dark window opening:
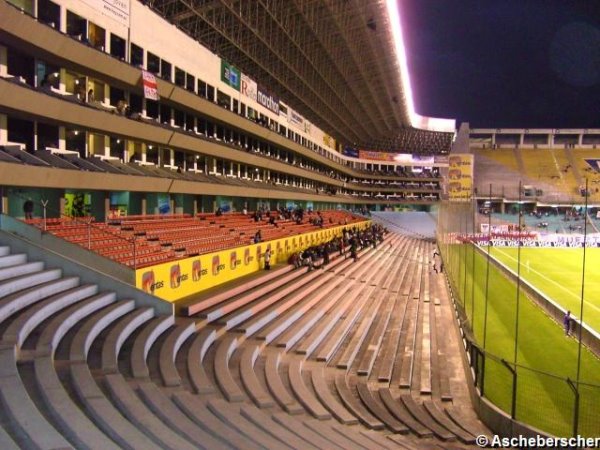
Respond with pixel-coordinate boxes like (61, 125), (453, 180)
(66, 10), (87, 40)
(174, 67), (185, 87)
(110, 34), (126, 60)
(131, 43), (144, 67)
(38, 0), (60, 29)
(147, 52), (160, 75)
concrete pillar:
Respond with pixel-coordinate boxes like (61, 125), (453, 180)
(0, 45), (7, 78)
(59, 68), (66, 93)
(60, 7), (67, 33)
(0, 114), (7, 145)
(578, 133), (583, 146)
(58, 127), (66, 151)
(59, 196), (66, 217)
(141, 195), (147, 215)
(104, 193), (110, 220)
(0, 189), (8, 215)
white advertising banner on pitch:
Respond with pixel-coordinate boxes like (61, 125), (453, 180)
(81, 0), (131, 27)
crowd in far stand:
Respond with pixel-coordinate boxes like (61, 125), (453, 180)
(288, 223), (387, 270)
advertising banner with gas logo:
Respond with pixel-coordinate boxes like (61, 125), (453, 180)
(135, 222), (370, 302)
(448, 154), (474, 202)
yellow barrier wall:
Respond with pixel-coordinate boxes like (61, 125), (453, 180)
(135, 221), (371, 302)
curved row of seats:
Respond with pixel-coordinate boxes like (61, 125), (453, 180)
(0, 230), (488, 449)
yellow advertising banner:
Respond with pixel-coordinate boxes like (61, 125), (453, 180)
(448, 154), (473, 202)
(135, 221), (371, 302)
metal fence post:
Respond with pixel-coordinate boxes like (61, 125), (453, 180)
(566, 378), (579, 437)
(501, 359), (517, 419)
(41, 199), (48, 231)
(87, 219), (92, 250)
(133, 236), (137, 270)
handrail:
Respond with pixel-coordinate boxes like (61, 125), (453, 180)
(11, 191), (140, 269)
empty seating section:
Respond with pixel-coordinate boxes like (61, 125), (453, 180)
(0, 213), (487, 449)
(24, 210), (365, 268)
(474, 146), (600, 201)
(475, 148), (519, 172)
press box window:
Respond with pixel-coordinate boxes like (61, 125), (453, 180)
(110, 34), (126, 60)
(130, 44), (144, 67)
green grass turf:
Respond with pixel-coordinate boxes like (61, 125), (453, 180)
(489, 247), (600, 333)
(443, 244), (600, 437)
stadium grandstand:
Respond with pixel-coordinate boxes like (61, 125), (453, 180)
(0, 0), (598, 448)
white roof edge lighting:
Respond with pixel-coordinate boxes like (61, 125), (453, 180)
(385, 0), (456, 133)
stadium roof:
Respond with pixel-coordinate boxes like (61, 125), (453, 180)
(146, 0), (455, 152)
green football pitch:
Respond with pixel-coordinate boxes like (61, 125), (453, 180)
(489, 247), (600, 334)
(446, 244), (600, 437)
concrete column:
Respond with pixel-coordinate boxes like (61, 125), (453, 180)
(0, 45), (7, 77)
(59, 7), (67, 33)
(59, 196), (66, 217)
(141, 195), (147, 215)
(59, 68), (66, 93)
(0, 189), (8, 215)
(58, 127), (66, 151)
(578, 133), (583, 146)
(0, 114), (7, 145)
(104, 194), (110, 220)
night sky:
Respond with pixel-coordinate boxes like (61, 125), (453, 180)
(401, 0), (600, 128)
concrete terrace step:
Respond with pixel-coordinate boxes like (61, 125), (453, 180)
(172, 391), (263, 450)
(101, 307), (155, 374)
(130, 315), (175, 379)
(336, 288), (387, 370)
(0, 253), (27, 268)
(200, 267), (306, 322)
(35, 292), (117, 358)
(136, 381), (231, 449)
(0, 268), (64, 298)
(218, 267), (325, 331)
(313, 284), (375, 363)
(240, 343), (274, 408)
(33, 356), (121, 450)
(239, 404), (320, 450)
(207, 398), (295, 450)
(288, 358), (331, 420)
(181, 264), (294, 316)
(214, 334), (245, 402)
(356, 381), (409, 434)
(3, 284), (100, 349)
(159, 320), (196, 386)
(235, 269), (337, 338)
(103, 373), (198, 450)
(310, 366), (358, 424)
(264, 351), (303, 414)
(69, 363), (161, 450)
(69, 300), (136, 362)
(334, 374), (383, 430)
(379, 388), (433, 438)
(187, 327), (217, 394)
(271, 412), (346, 450)
(0, 261), (44, 281)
